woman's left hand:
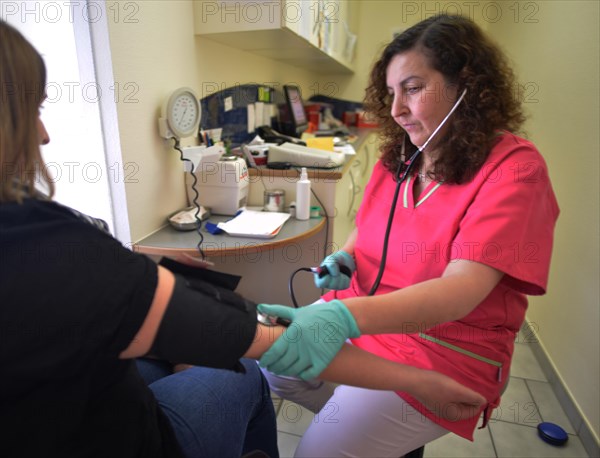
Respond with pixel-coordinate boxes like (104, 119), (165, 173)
(411, 370), (487, 422)
(258, 300), (361, 380)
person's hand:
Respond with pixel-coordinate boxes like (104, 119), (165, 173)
(412, 370), (487, 422)
(314, 251), (355, 290)
(258, 300), (360, 380)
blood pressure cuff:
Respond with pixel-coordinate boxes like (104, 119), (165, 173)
(158, 257), (242, 291)
(149, 273), (257, 372)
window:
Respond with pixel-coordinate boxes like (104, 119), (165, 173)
(3, 1), (130, 241)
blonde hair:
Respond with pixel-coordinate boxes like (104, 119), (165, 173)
(0, 20), (53, 202)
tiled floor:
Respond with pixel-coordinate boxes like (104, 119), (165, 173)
(272, 339), (591, 457)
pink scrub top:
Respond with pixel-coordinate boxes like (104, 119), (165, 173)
(323, 132), (559, 440)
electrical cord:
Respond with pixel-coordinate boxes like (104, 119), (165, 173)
(287, 180), (331, 308)
(173, 138), (206, 260)
(286, 148), (421, 303)
(289, 267), (314, 308)
(286, 158), (416, 305)
(309, 185), (330, 261)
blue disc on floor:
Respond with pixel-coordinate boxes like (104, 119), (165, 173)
(537, 422), (569, 446)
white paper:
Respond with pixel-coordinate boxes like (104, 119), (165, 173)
(247, 104), (255, 133)
(217, 210), (291, 238)
(224, 96), (233, 112)
(334, 144), (356, 156)
(254, 102), (265, 128)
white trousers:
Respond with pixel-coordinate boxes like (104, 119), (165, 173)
(263, 370), (450, 457)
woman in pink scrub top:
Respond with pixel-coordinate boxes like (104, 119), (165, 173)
(257, 14), (559, 457)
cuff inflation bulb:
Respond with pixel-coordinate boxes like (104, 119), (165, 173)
(311, 265), (353, 278)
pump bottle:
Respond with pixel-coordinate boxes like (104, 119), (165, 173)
(295, 167), (311, 220)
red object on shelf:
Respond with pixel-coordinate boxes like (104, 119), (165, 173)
(342, 111), (358, 126)
(356, 111), (378, 128)
(305, 121), (318, 133)
(309, 111), (321, 126)
(305, 104), (322, 115)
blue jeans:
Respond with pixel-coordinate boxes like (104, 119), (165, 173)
(136, 358), (279, 458)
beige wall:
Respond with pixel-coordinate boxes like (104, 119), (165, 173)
(487, 1), (599, 441)
(193, 36), (321, 103)
(331, 0), (492, 101)
(107, 2), (197, 242)
(108, 0), (599, 441)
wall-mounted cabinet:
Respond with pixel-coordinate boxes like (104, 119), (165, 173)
(193, 0), (356, 74)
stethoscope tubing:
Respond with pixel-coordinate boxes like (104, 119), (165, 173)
(366, 88), (467, 296)
(367, 148), (421, 296)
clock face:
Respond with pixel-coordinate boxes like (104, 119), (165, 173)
(167, 88), (200, 139)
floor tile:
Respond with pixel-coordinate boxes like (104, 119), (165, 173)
(510, 343), (548, 381)
(489, 420), (589, 457)
(526, 380), (578, 435)
(425, 426), (496, 457)
(271, 341), (594, 458)
(276, 400), (315, 436)
(491, 377), (542, 427)
(277, 432), (302, 458)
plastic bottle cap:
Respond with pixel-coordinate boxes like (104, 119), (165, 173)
(300, 167), (308, 180)
(537, 422), (569, 446)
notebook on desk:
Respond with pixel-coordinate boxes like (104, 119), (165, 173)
(216, 210), (291, 238)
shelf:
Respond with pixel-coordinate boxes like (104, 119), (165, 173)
(134, 215), (325, 258)
(197, 28), (353, 74)
(193, 0), (355, 75)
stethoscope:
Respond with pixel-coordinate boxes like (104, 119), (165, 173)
(368, 88), (467, 296)
(287, 89), (467, 307)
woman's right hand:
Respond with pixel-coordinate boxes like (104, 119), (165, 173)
(412, 370), (487, 422)
(314, 251), (356, 290)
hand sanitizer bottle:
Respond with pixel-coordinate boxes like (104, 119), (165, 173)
(295, 167), (311, 220)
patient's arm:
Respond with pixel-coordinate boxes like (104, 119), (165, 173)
(245, 325), (486, 422)
(120, 266), (484, 421)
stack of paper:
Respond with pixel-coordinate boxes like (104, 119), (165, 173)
(217, 210), (291, 239)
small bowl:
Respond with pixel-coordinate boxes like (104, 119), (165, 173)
(168, 206), (210, 231)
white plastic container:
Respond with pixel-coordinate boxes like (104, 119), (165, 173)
(295, 167), (311, 220)
(185, 156), (249, 215)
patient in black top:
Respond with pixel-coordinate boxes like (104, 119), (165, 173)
(0, 20), (277, 458)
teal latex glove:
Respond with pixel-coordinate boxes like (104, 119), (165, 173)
(258, 300), (361, 380)
(314, 251), (356, 290)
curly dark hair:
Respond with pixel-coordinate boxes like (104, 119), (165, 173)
(364, 14), (526, 184)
